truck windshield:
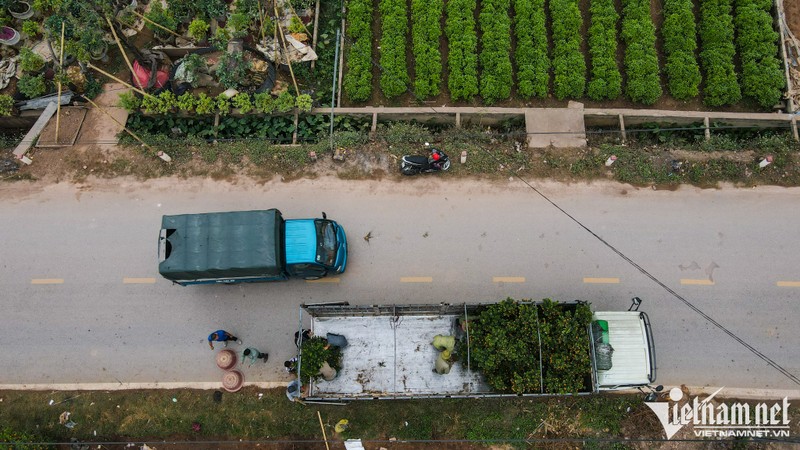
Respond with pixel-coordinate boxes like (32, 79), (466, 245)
(315, 220), (338, 267)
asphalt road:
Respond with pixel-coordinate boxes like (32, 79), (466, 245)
(0, 176), (798, 391)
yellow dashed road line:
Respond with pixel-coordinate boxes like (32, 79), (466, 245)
(123, 277), (156, 284)
(776, 281), (800, 287)
(492, 277), (525, 283)
(583, 277), (620, 284)
(31, 278), (64, 285)
(306, 278), (341, 283)
(680, 279), (715, 286)
(400, 277), (433, 283)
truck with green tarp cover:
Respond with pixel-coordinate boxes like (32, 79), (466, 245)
(158, 209), (347, 286)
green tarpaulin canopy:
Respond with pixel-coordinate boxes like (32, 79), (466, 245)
(159, 209), (284, 282)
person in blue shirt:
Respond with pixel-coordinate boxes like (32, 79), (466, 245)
(208, 330), (241, 350)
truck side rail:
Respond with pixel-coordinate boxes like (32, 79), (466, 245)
(641, 311), (657, 383)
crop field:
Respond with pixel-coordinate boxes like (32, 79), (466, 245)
(341, 0), (786, 109)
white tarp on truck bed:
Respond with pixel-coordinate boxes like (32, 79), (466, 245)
(310, 315), (488, 398)
(593, 311), (653, 389)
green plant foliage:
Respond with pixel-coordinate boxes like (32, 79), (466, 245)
(212, 26), (230, 51)
(227, 12), (250, 38)
(445, 0), (479, 101)
(295, 93), (313, 112)
(215, 51), (251, 90)
(232, 93), (254, 114)
(343, 0), (373, 102)
(118, 92), (141, 112)
(662, 0), (701, 100)
(84, 76), (103, 99)
(0, 427), (46, 449)
(17, 74), (46, 99)
(735, 0), (785, 108)
(188, 18), (209, 42)
(195, 92), (215, 114)
(379, 0), (410, 98)
(469, 299), (543, 394)
(196, 0), (227, 20)
(176, 92), (196, 112)
(550, 0), (586, 99)
(538, 299), (593, 394)
(254, 92), (276, 113)
(21, 19), (39, 37)
(699, 0), (741, 106)
(179, 53), (207, 88)
(378, 121), (433, 146)
(275, 91), (295, 113)
(300, 337), (342, 381)
(621, 0), (662, 104)
(586, 0), (622, 100)
(288, 15), (305, 34)
(479, 0), (513, 104)
(158, 91), (177, 114)
(0, 94), (14, 116)
(145, 1), (177, 39)
(514, 0), (549, 99)
(216, 94), (231, 116)
(470, 298), (593, 395)
(411, 0), (443, 99)
(18, 47), (45, 73)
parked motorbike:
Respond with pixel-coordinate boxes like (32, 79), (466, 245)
(400, 144), (451, 175)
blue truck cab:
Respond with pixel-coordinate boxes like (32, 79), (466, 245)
(158, 209), (347, 286)
(284, 217), (348, 279)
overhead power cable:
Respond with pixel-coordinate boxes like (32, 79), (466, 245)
(477, 146), (800, 386)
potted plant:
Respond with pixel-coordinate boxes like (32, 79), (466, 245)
(17, 73), (47, 99)
(80, 29), (109, 61)
(18, 47), (45, 73)
(0, 93), (15, 116)
(187, 18), (209, 43)
(0, 25), (19, 45)
(226, 12), (249, 39)
(21, 19), (38, 38)
(8, 0), (33, 19)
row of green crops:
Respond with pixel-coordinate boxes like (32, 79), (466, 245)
(621, 0), (662, 104)
(514, 0), (549, 99)
(661, 0), (702, 100)
(126, 114), (371, 143)
(479, 0), (513, 104)
(445, 0), (479, 101)
(412, 0), (444, 99)
(550, 0), (585, 99)
(586, 0), (621, 100)
(343, 0), (373, 102)
(735, 0), (785, 107)
(379, 0), (410, 98)
(699, 0), (741, 106)
(342, 0), (786, 109)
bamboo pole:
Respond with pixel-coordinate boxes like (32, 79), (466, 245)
(316, 411), (330, 450)
(106, 16), (136, 82)
(274, 4), (300, 96)
(128, 9), (182, 39)
(257, 0), (269, 43)
(81, 96), (168, 161)
(310, 0), (320, 71)
(55, 22), (65, 144)
(86, 62), (156, 99)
